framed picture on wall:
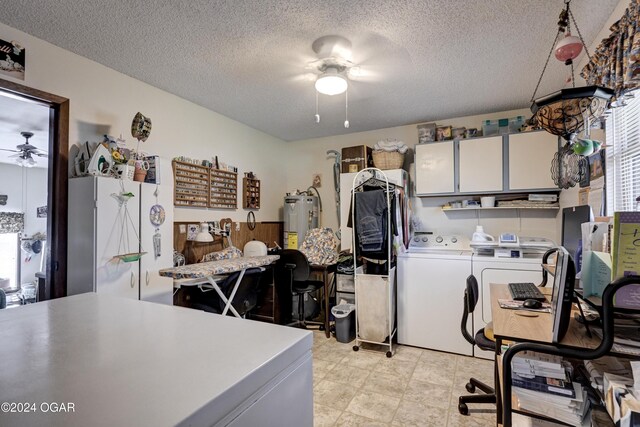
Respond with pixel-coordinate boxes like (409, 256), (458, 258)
(0, 38), (25, 80)
(589, 151), (605, 181)
(36, 206), (47, 218)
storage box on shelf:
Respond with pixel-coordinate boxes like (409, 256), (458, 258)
(341, 145), (373, 173)
(209, 169), (238, 209)
(172, 160), (209, 208)
(242, 177), (260, 209)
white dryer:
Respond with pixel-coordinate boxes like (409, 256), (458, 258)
(397, 233), (473, 356)
(471, 254), (544, 359)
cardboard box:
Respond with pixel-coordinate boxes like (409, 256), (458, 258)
(341, 145), (373, 173)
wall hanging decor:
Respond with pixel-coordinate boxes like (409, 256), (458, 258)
(0, 38), (25, 80)
(36, 206), (47, 218)
(111, 185), (146, 263)
(149, 186), (165, 259)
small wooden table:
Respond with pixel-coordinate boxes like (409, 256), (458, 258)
(310, 263), (337, 338)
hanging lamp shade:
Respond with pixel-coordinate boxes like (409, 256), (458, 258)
(531, 86), (613, 141)
(554, 32), (583, 63)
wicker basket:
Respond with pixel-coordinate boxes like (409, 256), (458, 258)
(372, 151), (404, 170)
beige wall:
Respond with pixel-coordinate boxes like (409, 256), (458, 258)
(286, 108), (568, 243)
(0, 22), (288, 223)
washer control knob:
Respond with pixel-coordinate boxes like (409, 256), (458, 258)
(436, 236), (443, 243)
(451, 237), (458, 243)
(421, 237), (428, 242)
(414, 237), (419, 242)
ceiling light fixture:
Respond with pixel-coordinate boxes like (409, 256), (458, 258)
(315, 67), (348, 96)
(530, 0), (613, 143)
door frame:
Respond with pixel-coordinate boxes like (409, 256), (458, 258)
(0, 78), (69, 300)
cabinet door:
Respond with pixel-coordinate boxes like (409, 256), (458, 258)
(508, 131), (558, 190)
(139, 182), (174, 305)
(458, 136), (503, 193)
(95, 177), (140, 299)
(415, 142), (455, 195)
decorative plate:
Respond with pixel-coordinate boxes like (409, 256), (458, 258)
(150, 204), (166, 226)
(131, 112), (152, 142)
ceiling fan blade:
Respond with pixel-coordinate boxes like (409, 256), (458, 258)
(0, 148), (20, 153)
(33, 152), (48, 157)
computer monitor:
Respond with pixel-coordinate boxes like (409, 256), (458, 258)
(551, 246), (576, 343)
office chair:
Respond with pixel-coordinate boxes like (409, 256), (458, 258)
(191, 267), (264, 317)
(275, 249), (324, 329)
(539, 248), (559, 287)
(0, 289), (6, 309)
(458, 274), (496, 415)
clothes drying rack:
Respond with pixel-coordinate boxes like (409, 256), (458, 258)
(350, 167), (396, 358)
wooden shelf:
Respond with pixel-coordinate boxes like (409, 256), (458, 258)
(172, 161), (238, 209)
(209, 169), (237, 209)
(242, 177), (260, 209)
(443, 206), (559, 212)
(173, 160), (209, 208)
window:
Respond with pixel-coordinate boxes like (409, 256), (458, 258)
(605, 91), (640, 213)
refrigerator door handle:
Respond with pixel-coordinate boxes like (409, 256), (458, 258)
(130, 272), (135, 288)
(145, 270), (150, 286)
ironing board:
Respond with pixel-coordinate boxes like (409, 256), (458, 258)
(159, 255), (279, 317)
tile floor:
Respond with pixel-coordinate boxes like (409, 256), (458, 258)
(312, 331), (496, 427)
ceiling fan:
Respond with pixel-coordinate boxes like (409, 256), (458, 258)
(0, 131), (48, 167)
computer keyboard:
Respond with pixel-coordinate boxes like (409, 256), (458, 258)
(508, 282), (546, 301)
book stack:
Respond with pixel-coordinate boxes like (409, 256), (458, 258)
(512, 352), (590, 426)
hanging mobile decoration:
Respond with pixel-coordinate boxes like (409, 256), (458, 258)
(111, 183), (146, 262)
(149, 186), (165, 259)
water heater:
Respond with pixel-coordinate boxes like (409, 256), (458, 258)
(284, 195), (319, 249)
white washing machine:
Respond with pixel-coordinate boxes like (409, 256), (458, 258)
(471, 253), (544, 359)
(397, 232), (474, 356)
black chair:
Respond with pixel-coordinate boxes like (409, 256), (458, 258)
(539, 248), (559, 287)
(275, 249), (324, 328)
(458, 274), (497, 415)
(191, 267), (264, 317)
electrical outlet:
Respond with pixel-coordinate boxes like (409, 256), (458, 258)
(235, 222), (240, 232)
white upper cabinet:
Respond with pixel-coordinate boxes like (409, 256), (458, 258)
(508, 131), (558, 191)
(458, 136), (503, 193)
(415, 142), (455, 195)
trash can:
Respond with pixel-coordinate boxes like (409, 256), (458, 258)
(331, 303), (356, 343)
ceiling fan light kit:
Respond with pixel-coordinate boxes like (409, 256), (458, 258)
(315, 68), (348, 96)
(309, 35), (357, 129)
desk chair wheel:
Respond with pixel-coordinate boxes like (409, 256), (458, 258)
(319, 324), (325, 331)
(385, 351), (393, 358)
(458, 403), (469, 415)
(352, 345), (359, 351)
(465, 382), (475, 393)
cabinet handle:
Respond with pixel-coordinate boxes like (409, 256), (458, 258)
(130, 272), (135, 288)
(146, 271), (150, 286)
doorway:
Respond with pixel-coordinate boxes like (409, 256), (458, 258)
(0, 78), (68, 302)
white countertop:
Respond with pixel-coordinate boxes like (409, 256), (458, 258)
(0, 294), (311, 426)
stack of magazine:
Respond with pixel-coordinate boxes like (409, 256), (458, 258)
(512, 352), (590, 426)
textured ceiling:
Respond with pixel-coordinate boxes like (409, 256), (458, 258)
(0, 94), (49, 168)
(0, 0), (620, 141)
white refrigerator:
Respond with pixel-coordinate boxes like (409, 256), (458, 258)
(68, 176), (174, 304)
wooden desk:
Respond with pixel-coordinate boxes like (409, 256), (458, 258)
(491, 283), (601, 426)
(491, 284), (599, 348)
(310, 263), (337, 338)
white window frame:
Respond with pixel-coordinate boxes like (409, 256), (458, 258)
(605, 91), (640, 214)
